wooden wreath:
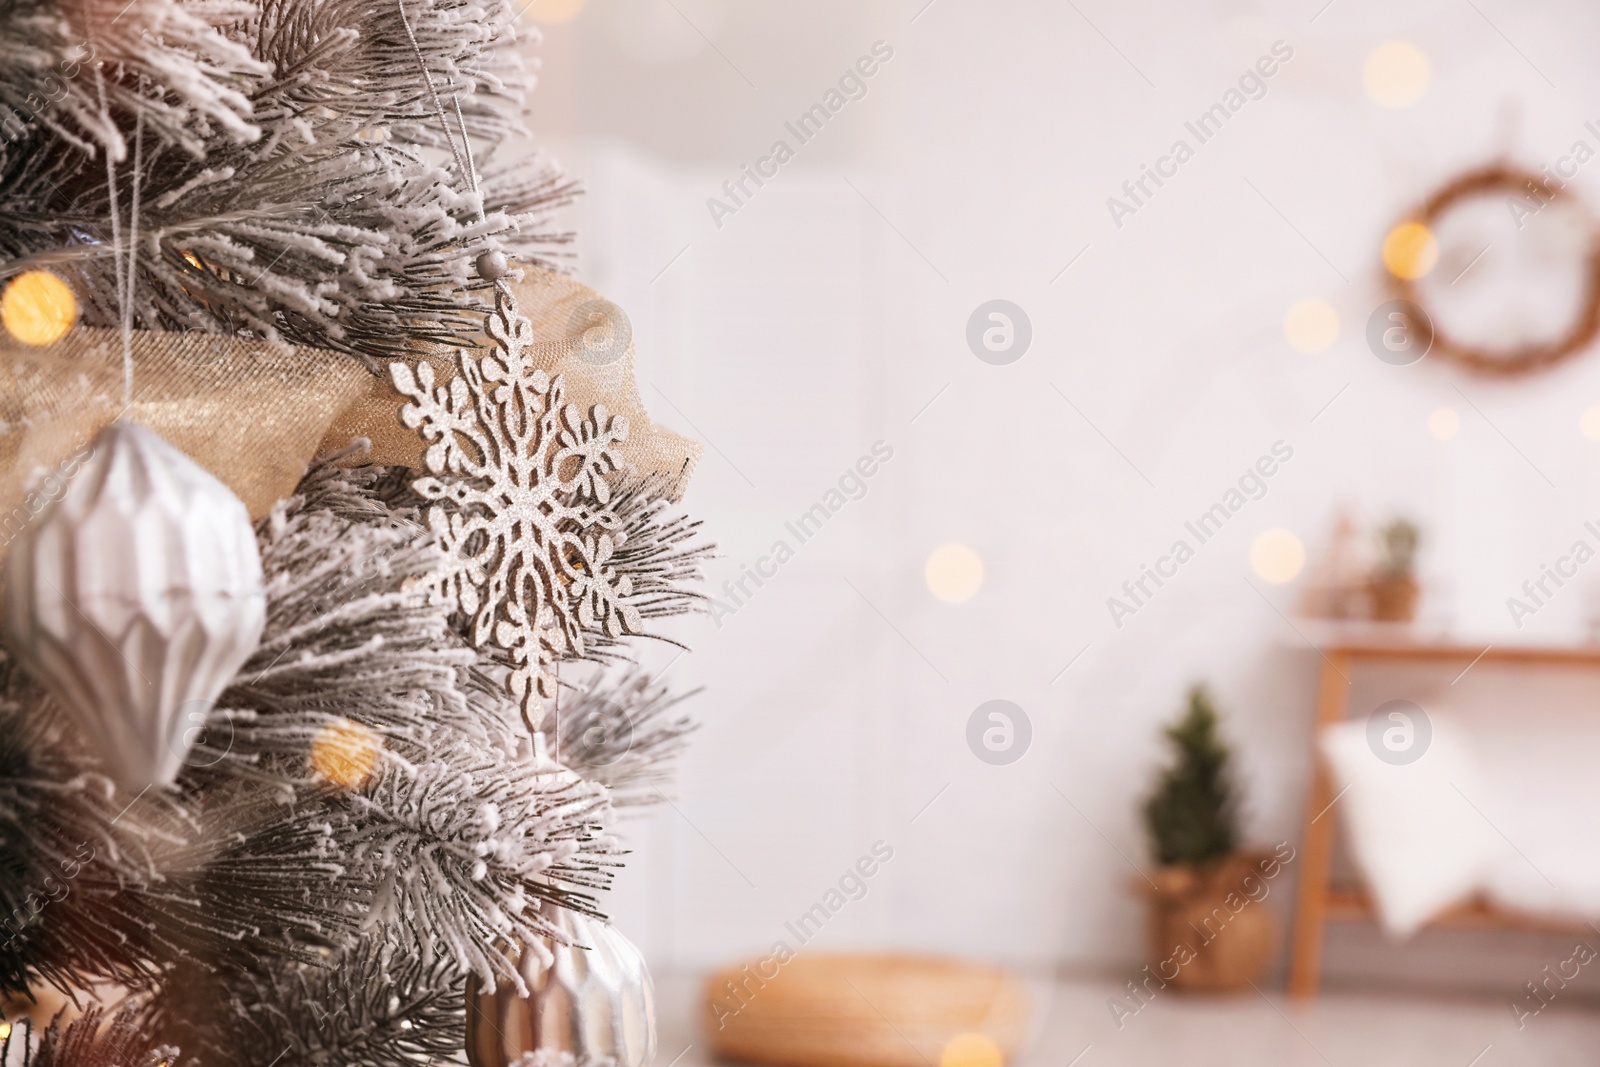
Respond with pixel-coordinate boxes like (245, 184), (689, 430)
(1390, 163), (1600, 376)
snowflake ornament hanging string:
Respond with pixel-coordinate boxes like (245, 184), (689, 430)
(389, 284), (642, 728)
(387, 1), (640, 729)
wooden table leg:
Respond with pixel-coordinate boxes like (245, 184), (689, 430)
(1288, 652), (1350, 999)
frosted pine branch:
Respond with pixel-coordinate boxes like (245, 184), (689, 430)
(0, 0), (262, 160)
(0, 0), (575, 363)
(1, 1006), (179, 1067)
(541, 668), (697, 810)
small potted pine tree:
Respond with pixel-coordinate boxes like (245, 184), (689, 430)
(1368, 518), (1421, 622)
(1139, 687), (1277, 991)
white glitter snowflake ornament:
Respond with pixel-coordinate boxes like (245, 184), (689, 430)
(390, 285), (641, 727)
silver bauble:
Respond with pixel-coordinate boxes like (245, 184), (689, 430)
(467, 907), (657, 1067)
(4, 421), (266, 792)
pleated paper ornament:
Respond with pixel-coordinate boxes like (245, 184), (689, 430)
(466, 905), (656, 1067)
(3, 421), (266, 792)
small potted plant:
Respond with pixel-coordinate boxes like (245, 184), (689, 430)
(1368, 518), (1421, 622)
(1139, 687), (1276, 992)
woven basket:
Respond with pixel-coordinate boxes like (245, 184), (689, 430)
(703, 954), (1030, 1067)
(1140, 852), (1277, 991)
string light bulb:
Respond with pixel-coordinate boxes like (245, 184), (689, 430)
(939, 1033), (1002, 1067)
(925, 543), (984, 603)
(1, 270), (77, 346)
(1283, 298), (1339, 353)
(311, 718), (383, 789)
(1250, 528), (1306, 584)
(1364, 41), (1431, 108)
(1382, 222), (1438, 280)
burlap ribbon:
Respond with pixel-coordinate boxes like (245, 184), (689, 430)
(0, 270), (701, 557)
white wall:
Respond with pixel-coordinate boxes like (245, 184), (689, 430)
(525, 0), (1600, 979)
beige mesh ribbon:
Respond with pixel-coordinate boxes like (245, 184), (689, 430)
(0, 328), (370, 526)
(319, 270), (703, 497)
(0, 269), (700, 561)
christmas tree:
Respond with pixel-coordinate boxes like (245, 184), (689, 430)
(0, 0), (710, 1063)
(1142, 687), (1240, 868)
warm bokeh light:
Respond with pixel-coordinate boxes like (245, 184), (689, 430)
(1364, 41), (1431, 108)
(1283, 298), (1339, 353)
(1582, 405), (1600, 441)
(311, 718), (383, 789)
(925, 543), (984, 603)
(1428, 407), (1460, 440)
(1251, 528), (1305, 584)
(939, 1032), (1003, 1067)
(523, 0), (587, 23)
(1, 270), (77, 346)
(0, 1021), (10, 1040)
(1382, 222), (1438, 281)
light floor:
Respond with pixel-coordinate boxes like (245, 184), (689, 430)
(655, 975), (1600, 1067)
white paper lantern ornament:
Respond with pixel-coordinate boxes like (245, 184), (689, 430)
(466, 904), (657, 1067)
(3, 421), (266, 792)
